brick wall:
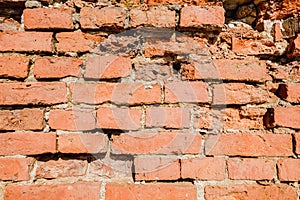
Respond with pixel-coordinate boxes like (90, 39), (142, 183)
(0, 0), (299, 199)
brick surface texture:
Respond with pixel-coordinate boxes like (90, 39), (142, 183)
(0, 0), (299, 199)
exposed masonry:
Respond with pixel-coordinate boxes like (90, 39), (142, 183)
(0, 0), (299, 199)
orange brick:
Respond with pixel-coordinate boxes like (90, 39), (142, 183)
(84, 56), (131, 79)
(146, 107), (190, 128)
(205, 133), (293, 156)
(266, 107), (300, 129)
(205, 184), (297, 200)
(111, 132), (202, 155)
(278, 159), (300, 181)
(34, 57), (82, 79)
(228, 158), (275, 180)
(0, 31), (53, 52)
(181, 157), (226, 180)
(5, 182), (101, 200)
(58, 133), (108, 154)
(0, 56), (29, 78)
(0, 82), (67, 105)
(0, 108), (44, 130)
(24, 8), (74, 30)
(36, 159), (87, 179)
(0, 158), (33, 181)
(277, 83), (300, 103)
(49, 109), (96, 131)
(97, 107), (142, 130)
(134, 157), (180, 181)
(106, 183), (196, 200)
(295, 133), (300, 155)
(71, 83), (161, 105)
(165, 81), (208, 103)
(0, 132), (56, 155)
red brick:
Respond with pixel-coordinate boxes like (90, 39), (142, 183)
(106, 183), (196, 200)
(56, 31), (104, 52)
(58, 133), (108, 154)
(71, 83), (161, 105)
(34, 57), (82, 79)
(111, 132), (202, 155)
(146, 107), (190, 128)
(5, 182), (101, 200)
(146, 0), (210, 6)
(0, 56), (29, 78)
(84, 56), (131, 79)
(0, 31), (53, 52)
(130, 7), (176, 28)
(0, 158), (33, 181)
(232, 37), (279, 55)
(97, 107), (142, 130)
(0, 108), (44, 131)
(49, 109), (96, 131)
(0, 82), (67, 105)
(165, 81), (208, 103)
(80, 7), (126, 29)
(182, 59), (271, 82)
(24, 8), (74, 30)
(274, 22), (283, 41)
(213, 83), (270, 105)
(205, 184), (297, 200)
(277, 83), (300, 103)
(145, 37), (208, 58)
(0, 132), (56, 155)
(180, 6), (225, 28)
(228, 158), (275, 180)
(36, 159), (87, 179)
(205, 133), (293, 156)
(269, 107), (300, 129)
(295, 133), (300, 154)
(181, 157), (226, 180)
(134, 157), (180, 181)
(278, 159), (300, 181)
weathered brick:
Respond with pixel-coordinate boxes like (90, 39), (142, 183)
(146, 107), (190, 129)
(290, 33), (300, 57)
(5, 182), (101, 200)
(277, 83), (300, 103)
(130, 7), (176, 28)
(0, 132), (56, 155)
(181, 157), (226, 180)
(278, 159), (300, 181)
(180, 6), (225, 28)
(71, 83), (161, 105)
(205, 184), (297, 200)
(205, 133), (293, 156)
(146, 0), (211, 6)
(0, 158), (33, 181)
(97, 108), (142, 130)
(0, 56), (29, 78)
(134, 157), (180, 181)
(23, 8), (74, 30)
(228, 158), (275, 180)
(56, 31), (104, 52)
(135, 62), (172, 81)
(80, 7), (126, 29)
(84, 56), (131, 79)
(0, 31), (53, 52)
(232, 37), (280, 55)
(36, 159), (87, 179)
(182, 59), (271, 82)
(213, 83), (270, 105)
(165, 81), (208, 103)
(295, 133), (300, 155)
(0, 82), (67, 105)
(34, 57), (82, 79)
(106, 183), (196, 200)
(111, 132), (202, 155)
(265, 107), (300, 129)
(49, 109), (96, 131)
(0, 108), (44, 130)
(58, 133), (108, 154)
